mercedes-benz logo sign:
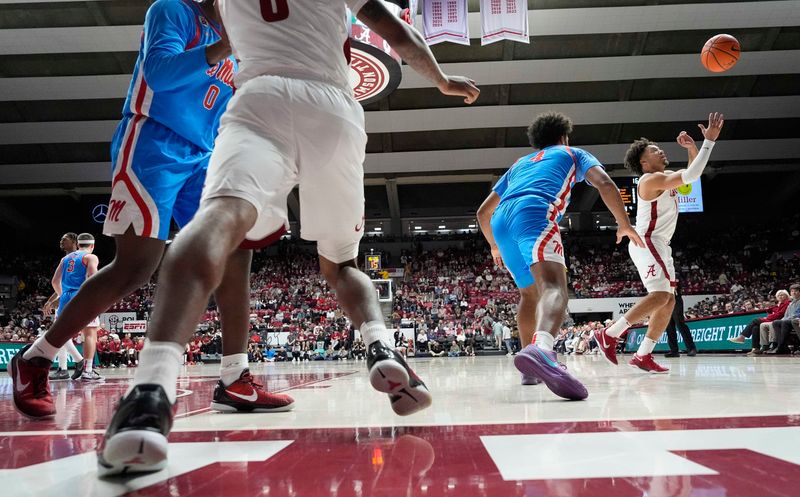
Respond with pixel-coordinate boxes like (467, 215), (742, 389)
(92, 204), (108, 224)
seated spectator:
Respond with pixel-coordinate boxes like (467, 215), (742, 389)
(352, 338), (366, 360)
(766, 284), (800, 354)
(121, 333), (136, 367)
(429, 340), (445, 357)
(729, 290), (791, 355)
(448, 341), (461, 357)
(416, 330), (428, 352)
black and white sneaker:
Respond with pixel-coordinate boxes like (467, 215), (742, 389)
(71, 359), (86, 380)
(97, 384), (174, 477)
(367, 341), (432, 416)
(49, 369), (70, 381)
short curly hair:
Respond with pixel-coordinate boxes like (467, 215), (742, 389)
(624, 138), (654, 176)
(526, 112), (573, 149)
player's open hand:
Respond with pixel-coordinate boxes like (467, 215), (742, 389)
(617, 224), (645, 248)
(676, 131), (695, 150)
(698, 112), (724, 142)
(438, 75), (480, 104)
(491, 246), (505, 270)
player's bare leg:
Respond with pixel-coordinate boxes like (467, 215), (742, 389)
(513, 261), (587, 400)
(517, 285), (538, 347)
(146, 197), (256, 347)
(595, 291), (675, 366)
(531, 261), (569, 336)
(98, 197), (256, 476)
(211, 248), (294, 412)
(79, 326), (103, 381)
(517, 285), (541, 385)
(320, 257), (431, 415)
(628, 293), (675, 373)
(319, 258), (384, 329)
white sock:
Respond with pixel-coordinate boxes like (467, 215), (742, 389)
(534, 331), (555, 351)
(126, 341), (184, 404)
(56, 347), (69, 371)
(64, 339), (83, 362)
(23, 336), (60, 362)
(606, 317), (631, 338)
(637, 337), (657, 356)
(220, 353), (249, 386)
(360, 321), (393, 348)
(84, 360), (92, 374)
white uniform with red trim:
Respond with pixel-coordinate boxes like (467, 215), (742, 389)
(628, 184), (679, 293)
(204, 0), (370, 262)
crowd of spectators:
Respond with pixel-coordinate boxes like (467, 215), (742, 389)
(2, 216), (798, 361)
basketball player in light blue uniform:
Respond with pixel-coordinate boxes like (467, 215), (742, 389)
(478, 112), (643, 400)
(17, 0), (292, 419)
(52, 233), (102, 381)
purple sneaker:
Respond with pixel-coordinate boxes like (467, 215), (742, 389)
(521, 361), (567, 386)
(514, 345), (588, 400)
(521, 374), (541, 385)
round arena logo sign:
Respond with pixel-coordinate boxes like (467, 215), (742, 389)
(349, 25), (402, 105)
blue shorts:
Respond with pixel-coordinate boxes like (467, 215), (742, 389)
(56, 289), (78, 316)
(103, 116), (210, 240)
(491, 198), (566, 289)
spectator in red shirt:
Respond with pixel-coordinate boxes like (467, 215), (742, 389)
(106, 335), (122, 367)
(121, 334), (135, 366)
(97, 336), (110, 368)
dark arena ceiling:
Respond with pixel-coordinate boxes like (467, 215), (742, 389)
(0, 0), (799, 235)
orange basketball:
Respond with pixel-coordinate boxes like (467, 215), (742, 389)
(701, 34), (741, 73)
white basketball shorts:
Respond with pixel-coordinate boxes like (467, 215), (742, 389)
(203, 75), (367, 263)
(628, 236), (677, 294)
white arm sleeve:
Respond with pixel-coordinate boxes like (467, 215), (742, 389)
(680, 139), (716, 184)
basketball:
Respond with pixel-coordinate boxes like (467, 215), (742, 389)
(701, 34), (741, 72)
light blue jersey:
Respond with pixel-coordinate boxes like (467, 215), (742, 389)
(491, 145), (603, 288)
(493, 145), (602, 221)
(104, 0), (236, 240)
(60, 250), (89, 293)
(57, 250), (92, 315)
(121, 0), (235, 151)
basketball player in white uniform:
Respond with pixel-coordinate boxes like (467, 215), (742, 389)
(593, 112), (724, 373)
(97, 0), (479, 476)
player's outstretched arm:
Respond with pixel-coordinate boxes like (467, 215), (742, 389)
(355, 0), (479, 103)
(585, 167), (645, 248)
(640, 112), (724, 195)
(477, 192), (504, 268)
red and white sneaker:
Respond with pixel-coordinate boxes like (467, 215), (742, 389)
(629, 353), (670, 374)
(592, 327), (619, 365)
(10, 344), (56, 418)
(211, 369), (295, 413)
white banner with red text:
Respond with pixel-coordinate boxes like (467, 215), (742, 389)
(479, 0), (529, 45)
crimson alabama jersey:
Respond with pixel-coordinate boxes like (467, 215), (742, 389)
(634, 184), (679, 242)
(218, 0), (368, 92)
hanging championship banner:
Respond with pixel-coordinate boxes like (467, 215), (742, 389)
(348, 1), (411, 104)
(480, 0), (529, 46)
(421, 0), (470, 46)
